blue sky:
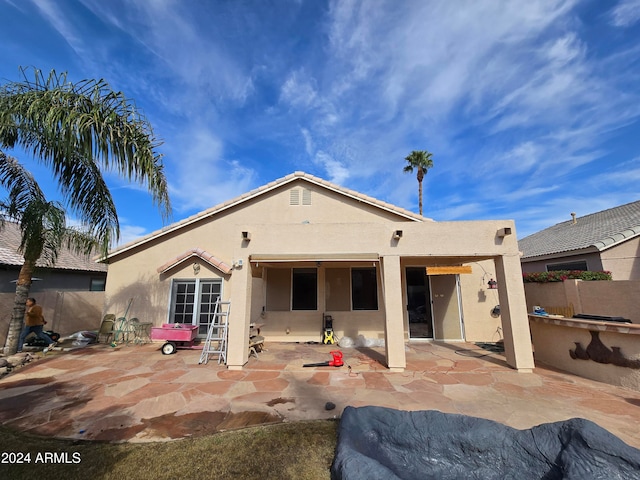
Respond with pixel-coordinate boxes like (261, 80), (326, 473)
(1, 0), (639, 246)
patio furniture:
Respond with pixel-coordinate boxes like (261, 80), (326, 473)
(98, 314), (116, 344)
(129, 318), (153, 344)
(249, 322), (265, 358)
(249, 335), (264, 358)
(113, 316), (136, 344)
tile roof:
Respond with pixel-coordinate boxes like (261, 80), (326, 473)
(519, 200), (640, 259)
(157, 248), (232, 275)
(0, 221), (108, 272)
(106, 171), (430, 260)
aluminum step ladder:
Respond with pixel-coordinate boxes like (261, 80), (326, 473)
(198, 298), (231, 365)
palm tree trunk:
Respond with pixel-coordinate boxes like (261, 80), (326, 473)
(416, 167), (425, 216)
(3, 259), (35, 355)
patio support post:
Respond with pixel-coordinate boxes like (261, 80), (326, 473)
(227, 261), (252, 370)
(381, 255), (406, 372)
(495, 254), (535, 372)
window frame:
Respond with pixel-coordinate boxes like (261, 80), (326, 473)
(89, 277), (106, 292)
(292, 268), (318, 311)
(168, 278), (223, 336)
(351, 267), (379, 311)
(546, 260), (588, 272)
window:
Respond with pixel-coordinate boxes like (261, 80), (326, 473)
(169, 279), (222, 336)
(292, 268), (317, 310)
(352, 268), (378, 310)
(171, 281), (196, 324)
(90, 278), (106, 291)
(547, 261), (588, 272)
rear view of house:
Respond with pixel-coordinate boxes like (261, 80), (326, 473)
(103, 172), (534, 371)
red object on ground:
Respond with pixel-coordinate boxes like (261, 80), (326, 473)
(303, 350), (344, 367)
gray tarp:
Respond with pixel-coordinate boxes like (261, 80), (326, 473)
(331, 406), (640, 480)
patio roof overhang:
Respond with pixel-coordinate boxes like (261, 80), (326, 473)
(249, 253), (379, 263)
(249, 253), (380, 277)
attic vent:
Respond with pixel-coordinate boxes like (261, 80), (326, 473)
(302, 188), (311, 205)
(290, 189), (300, 205)
(290, 188), (311, 206)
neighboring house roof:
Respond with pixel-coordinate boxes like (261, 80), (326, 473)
(0, 221), (108, 273)
(519, 200), (640, 260)
(106, 171), (431, 261)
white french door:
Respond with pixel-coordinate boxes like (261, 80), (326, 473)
(169, 279), (222, 337)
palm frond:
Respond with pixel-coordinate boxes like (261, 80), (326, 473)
(0, 152), (46, 216)
(62, 226), (102, 257)
(0, 67), (172, 224)
(404, 150), (434, 171)
(48, 151), (119, 253)
(0, 153), (97, 264)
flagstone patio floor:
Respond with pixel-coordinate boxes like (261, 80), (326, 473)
(2, 341), (640, 447)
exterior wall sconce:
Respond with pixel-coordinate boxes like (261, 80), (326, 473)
(487, 278), (498, 289)
(242, 231), (251, 241)
(497, 227), (512, 237)
(393, 230), (403, 239)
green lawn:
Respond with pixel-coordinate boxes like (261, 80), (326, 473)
(0, 420), (338, 480)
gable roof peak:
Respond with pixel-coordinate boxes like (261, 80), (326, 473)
(106, 171), (430, 260)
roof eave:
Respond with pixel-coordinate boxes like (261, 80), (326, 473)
(520, 246), (599, 263)
(105, 172), (428, 261)
(593, 226), (640, 252)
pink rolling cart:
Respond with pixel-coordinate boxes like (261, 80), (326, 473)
(151, 323), (199, 355)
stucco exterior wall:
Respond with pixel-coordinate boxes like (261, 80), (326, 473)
(600, 237), (640, 280)
(530, 318), (640, 391)
(458, 259), (503, 343)
(524, 280), (640, 323)
(0, 291), (105, 346)
(520, 251), (603, 274)
(578, 280), (640, 323)
(104, 176), (533, 370)
(0, 268), (106, 293)
(104, 180), (421, 319)
(105, 179), (522, 327)
(523, 282), (567, 312)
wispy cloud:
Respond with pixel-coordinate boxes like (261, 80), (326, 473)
(4, 0), (638, 240)
(30, 0), (86, 56)
(165, 126), (256, 212)
(116, 223), (149, 247)
(610, 0), (640, 27)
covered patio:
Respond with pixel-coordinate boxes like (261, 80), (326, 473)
(1, 341), (640, 447)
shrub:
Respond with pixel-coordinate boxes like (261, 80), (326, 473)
(522, 270), (612, 283)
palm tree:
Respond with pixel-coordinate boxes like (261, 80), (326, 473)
(0, 153), (101, 352)
(403, 150), (434, 216)
(0, 68), (172, 354)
